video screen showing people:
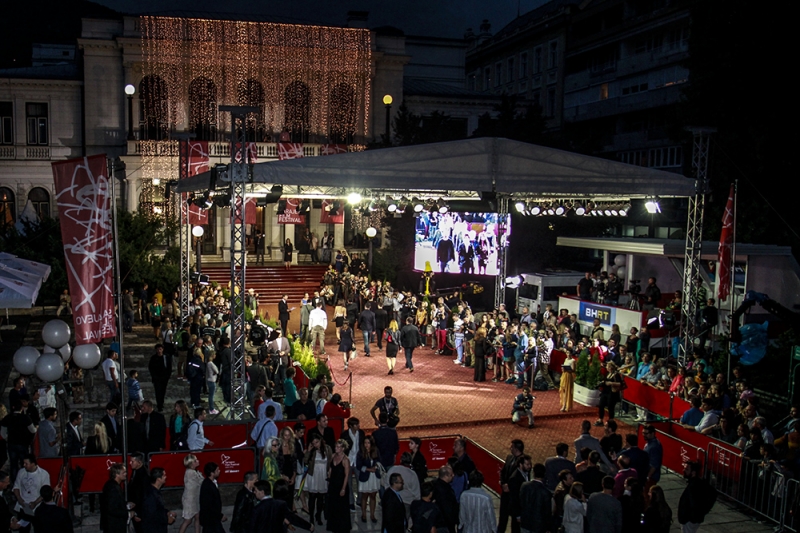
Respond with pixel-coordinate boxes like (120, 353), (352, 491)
(413, 212), (510, 275)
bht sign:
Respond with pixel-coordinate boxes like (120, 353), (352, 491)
(580, 302), (614, 325)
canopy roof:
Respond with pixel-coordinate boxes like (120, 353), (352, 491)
(0, 253), (52, 309)
(557, 237), (793, 261)
(176, 137), (695, 199)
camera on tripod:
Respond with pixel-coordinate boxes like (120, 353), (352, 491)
(627, 279), (642, 295)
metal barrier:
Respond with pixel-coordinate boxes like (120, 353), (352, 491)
(148, 447), (258, 488)
(464, 437), (505, 495)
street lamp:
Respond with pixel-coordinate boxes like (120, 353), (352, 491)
(192, 225), (205, 273)
(382, 94), (393, 145)
(125, 84), (136, 140)
(366, 226), (377, 276)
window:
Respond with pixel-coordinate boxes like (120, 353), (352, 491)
(618, 146), (682, 168)
(635, 34), (663, 54)
(26, 103), (48, 145)
(188, 77), (218, 141)
(495, 62), (503, 87)
(484, 67), (491, 91)
(547, 87), (557, 117)
(27, 187), (50, 220)
(533, 47), (543, 74)
(507, 58), (515, 83)
(665, 28), (690, 50)
(0, 187), (15, 231)
(468, 74), (476, 91)
(531, 90), (541, 107)
(1, 102), (12, 145)
(599, 83), (609, 100)
(621, 82), (649, 95)
(520, 52), (528, 79)
(548, 41), (558, 69)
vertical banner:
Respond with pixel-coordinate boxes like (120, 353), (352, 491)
(277, 143), (304, 160)
(277, 198), (306, 225)
(51, 155), (117, 344)
(187, 141), (210, 225)
(320, 199), (344, 224)
(718, 183), (735, 301)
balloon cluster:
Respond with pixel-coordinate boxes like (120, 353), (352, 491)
(12, 319), (102, 382)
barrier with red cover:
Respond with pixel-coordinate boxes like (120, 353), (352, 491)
(465, 437), (504, 494)
(396, 435), (459, 472)
(623, 376), (674, 418)
(69, 454), (124, 493)
(38, 457), (68, 507)
(204, 421), (252, 449)
(148, 447), (258, 488)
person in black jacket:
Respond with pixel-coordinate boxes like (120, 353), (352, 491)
(509, 455), (532, 533)
(127, 453), (149, 533)
(306, 414), (336, 450)
(0, 471), (16, 532)
(100, 464), (132, 533)
(199, 462), (227, 533)
(34, 485), (73, 533)
(148, 344), (172, 412)
(140, 468), (175, 533)
(399, 317), (422, 372)
(372, 413), (399, 469)
(230, 472), (258, 533)
(518, 463), (552, 533)
(140, 401), (167, 455)
(381, 473), (408, 533)
(678, 461), (716, 531)
(358, 304), (376, 357)
(408, 437), (428, 486)
(186, 349), (206, 409)
(432, 465), (459, 533)
(64, 411), (84, 457)
(100, 403), (121, 453)
(498, 439), (525, 533)
(278, 295), (291, 336)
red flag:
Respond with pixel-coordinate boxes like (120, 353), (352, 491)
(186, 141), (209, 225)
(320, 199), (344, 224)
(277, 198), (306, 225)
(51, 155), (117, 344)
(717, 183), (735, 301)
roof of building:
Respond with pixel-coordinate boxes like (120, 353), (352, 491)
(0, 63), (79, 81)
(490, 0), (581, 42)
(403, 78), (496, 98)
(556, 237), (794, 259)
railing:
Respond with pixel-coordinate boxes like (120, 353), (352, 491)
(0, 145), (67, 160)
(126, 140), (365, 158)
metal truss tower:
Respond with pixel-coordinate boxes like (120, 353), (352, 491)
(221, 106), (259, 420)
(679, 128), (714, 366)
(174, 133), (195, 325)
(494, 196), (509, 310)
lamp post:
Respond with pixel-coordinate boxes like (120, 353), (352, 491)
(366, 226), (377, 276)
(192, 225), (204, 273)
(125, 84), (135, 140)
(382, 94), (392, 145)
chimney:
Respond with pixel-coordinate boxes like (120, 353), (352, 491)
(347, 11), (369, 28)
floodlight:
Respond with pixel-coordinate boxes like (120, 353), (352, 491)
(515, 201), (526, 213)
(603, 207), (612, 216)
(575, 203), (586, 216)
(300, 199), (311, 212)
(438, 199), (448, 214)
(546, 207), (555, 216)
(386, 197), (397, 212)
(530, 204), (541, 216)
(555, 204), (566, 216)
(412, 197), (424, 213)
(152, 178), (161, 186)
(619, 203), (631, 216)
(645, 198), (661, 214)
(347, 192), (362, 205)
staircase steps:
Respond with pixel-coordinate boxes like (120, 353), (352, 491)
(201, 264), (327, 303)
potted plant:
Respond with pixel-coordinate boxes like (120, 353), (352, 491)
(573, 349), (602, 407)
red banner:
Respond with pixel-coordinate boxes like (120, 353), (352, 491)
(278, 143), (304, 160)
(320, 144), (347, 156)
(320, 199), (344, 224)
(69, 454), (124, 493)
(643, 423), (705, 474)
(187, 141), (210, 225)
(394, 436), (458, 473)
(52, 155), (117, 344)
(277, 198), (306, 225)
(718, 183), (735, 301)
(148, 448), (257, 488)
(38, 458), (67, 506)
(204, 422), (251, 449)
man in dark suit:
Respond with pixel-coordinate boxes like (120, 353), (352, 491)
(305, 414), (336, 450)
(544, 443), (576, 491)
(65, 411), (84, 457)
(141, 468), (175, 533)
(100, 403), (121, 453)
(127, 453), (149, 533)
(100, 464), (131, 533)
(0, 471), (18, 532)
(508, 455), (532, 533)
(519, 463), (553, 533)
(498, 439), (525, 533)
(278, 295), (291, 336)
(148, 344), (172, 412)
(357, 304), (376, 356)
(373, 413), (399, 469)
(139, 401), (167, 455)
(34, 485), (73, 533)
(199, 462), (226, 533)
(381, 473), (407, 533)
(247, 480), (291, 533)
(432, 465), (459, 533)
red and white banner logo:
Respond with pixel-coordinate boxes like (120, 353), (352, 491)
(51, 154), (117, 344)
(320, 144), (347, 156)
(234, 142), (258, 164)
(717, 183), (735, 301)
(277, 198), (306, 225)
(278, 143), (304, 160)
(187, 141), (210, 225)
(320, 199), (344, 224)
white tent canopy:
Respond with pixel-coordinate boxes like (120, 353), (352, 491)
(0, 253), (52, 308)
(176, 137), (695, 199)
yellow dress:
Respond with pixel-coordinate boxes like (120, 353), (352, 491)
(559, 358), (575, 411)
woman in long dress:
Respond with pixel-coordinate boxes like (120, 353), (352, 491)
(560, 352), (577, 412)
(473, 327), (490, 382)
(304, 434), (331, 525)
(356, 436), (380, 523)
(283, 238), (293, 270)
(179, 454), (203, 533)
(325, 439), (352, 533)
(384, 319), (400, 375)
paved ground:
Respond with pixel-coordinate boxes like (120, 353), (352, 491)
(0, 308), (777, 533)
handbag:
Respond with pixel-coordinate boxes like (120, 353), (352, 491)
(349, 349), (358, 361)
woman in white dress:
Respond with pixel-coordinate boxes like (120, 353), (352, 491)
(562, 482), (588, 533)
(179, 454), (203, 533)
(304, 434), (332, 526)
(356, 435), (381, 524)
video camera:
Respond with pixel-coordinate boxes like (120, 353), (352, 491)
(626, 279), (642, 295)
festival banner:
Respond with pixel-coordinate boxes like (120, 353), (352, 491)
(51, 155), (117, 344)
(277, 198), (306, 224)
(320, 144), (347, 156)
(320, 199), (344, 224)
(718, 183), (735, 301)
(187, 141), (209, 225)
(278, 143), (304, 160)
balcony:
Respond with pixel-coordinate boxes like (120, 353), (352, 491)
(0, 145), (73, 160)
(125, 141), (359, 159)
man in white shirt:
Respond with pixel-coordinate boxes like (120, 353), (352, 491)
(459, 470), (497, 532)
(308, 302), (328, 355)
(685, 398), (720, 434)
(251, 405), (278, 449)
(186, 408), (214, 451)
(257, 388), (283, 421)
(13, 455), (50, 521)
(102, 349), (121, 403)
(385, 452), (421, 517)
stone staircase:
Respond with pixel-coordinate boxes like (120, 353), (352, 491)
(201, 263), (328, 303)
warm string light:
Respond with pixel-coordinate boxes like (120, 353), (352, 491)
(350, 208), (384, 234)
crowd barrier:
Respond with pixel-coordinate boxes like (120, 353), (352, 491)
(464, 437), (504, 495)
(622, 376), (690, 420)
(38, 457), (68, 508)
(396, 435), (460, 473)
(638, 423), (705, 474)
(70, 454), (125, 493)
(148, 447), (258, 488)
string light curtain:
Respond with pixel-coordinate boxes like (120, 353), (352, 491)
(139, 16), (373, 143)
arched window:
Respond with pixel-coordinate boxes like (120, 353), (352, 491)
(189, 77), (217, 141)
(329, 83), (356, 144)
(139, 75), (169, 141)
(237, 79), (266, 142)
(28, 187), (50, 220)
(284, 81), (310, 142)
(0, 187), (15, 232)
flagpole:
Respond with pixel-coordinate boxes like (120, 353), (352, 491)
(109, 157), (128, 498)
(728, 180), (738, 384)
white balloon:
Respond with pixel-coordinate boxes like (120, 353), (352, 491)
(617, 266), (627, 279)
(43, 345), (56, 354)
(42, 320), (71, 349)
(13, 346), (40, 375)
(35, 353), (65, 382)
(614, 254), (627, 266)
(72, 343), (102, 370)
(59, 343), (72, 363)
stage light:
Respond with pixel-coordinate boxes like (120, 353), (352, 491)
(300, 199), (311, 212)
(575, 203), (586, 216)
(152, 177), (161, 186)
(438, 199), (448, 214)
(546, 206), (555, 216)
(367, 200), (377, 212)
(347, 192), (362, 205)
(214, 193), (231, 208)
(603, 207), (612, 216)
(264, 184), (283, 204)
(387, 197), (397, 212)
(412, 197), (424, 213)
(515, 201), (526, 213)
(555, 203), (566, 216)
(505, 275), (523, 289)
(610, 206), (619, 216)
(530, 204), (541, 216)
(332, 200), (341, 212)
(619, 203), (631, 216)
(645, 198), (661, 214)
(203, 191), (214, 209)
